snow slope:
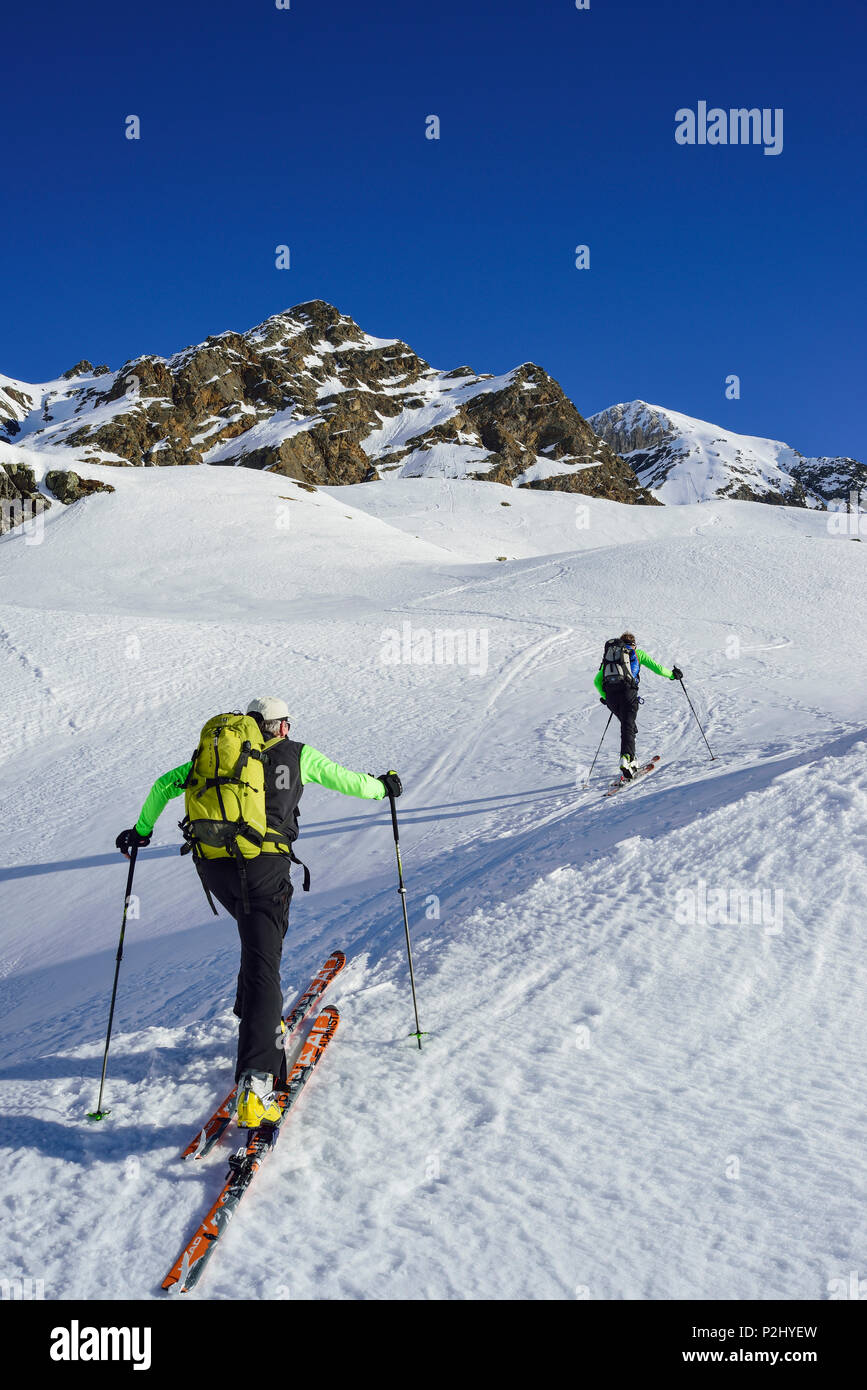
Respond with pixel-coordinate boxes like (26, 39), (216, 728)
(0, 470), (865, 1300)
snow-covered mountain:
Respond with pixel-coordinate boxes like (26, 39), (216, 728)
(588, 400), (865, 507)
(4, 316), (861, 530)
(0, 302), (653, 505)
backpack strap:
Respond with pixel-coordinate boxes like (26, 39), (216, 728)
(179, 817), (220, 916)
(290, 848), (311, 892)
(261, 830), (311, 891)
(231, 842), (252, 917)
(179, 815), (255, 915)
(211, 728), (229, 824)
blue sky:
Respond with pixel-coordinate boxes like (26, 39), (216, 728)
(3, 0), (864, 457)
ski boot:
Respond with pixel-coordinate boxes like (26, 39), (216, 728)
(236, 1071), (281, 1127)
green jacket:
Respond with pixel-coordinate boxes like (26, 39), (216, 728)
(594, 647), (675, 701)
(135, 745), (384, 837)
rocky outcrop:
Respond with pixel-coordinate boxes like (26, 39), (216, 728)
(0, 465), (50, 534)
(5, 302), (655, 502)
(0, 379), (35, 440)
(453, 364), (657, 502)
(44, 471), (115, 505)
(0, 465), (114, 534)
(789, 457), (867, 507)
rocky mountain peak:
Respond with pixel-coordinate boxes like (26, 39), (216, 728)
(2, 305), (655, 503)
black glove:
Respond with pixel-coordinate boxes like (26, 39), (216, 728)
(377, 771), (403, 799)
(115, 827), (151, 857)
(599, 697), (607, 704)
(671, 666), (683, 681)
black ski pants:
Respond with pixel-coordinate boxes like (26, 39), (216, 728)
(604, 683), (640, 759)
(196, 856), (293, 1083)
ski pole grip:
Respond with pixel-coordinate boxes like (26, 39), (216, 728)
(387, 789), (400, 843)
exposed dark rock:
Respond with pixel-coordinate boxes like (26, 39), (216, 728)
(790, 457), (867, 507)
(0, 464), (51, 534)
(44, 470), (115, 504)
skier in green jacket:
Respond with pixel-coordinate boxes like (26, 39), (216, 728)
(115, 697), (402, 1126)
(594, 634), (682, 779)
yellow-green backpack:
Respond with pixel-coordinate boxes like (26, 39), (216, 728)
(180, 712), (309, 914)
(182, 711), (280, 858)
(181, 713), (293, 916)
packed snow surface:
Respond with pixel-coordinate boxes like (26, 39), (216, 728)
(0, 468), (864, 1300)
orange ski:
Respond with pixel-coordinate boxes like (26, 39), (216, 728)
(163, 1005), (340, 1294)
(180, 951), (345, 1160)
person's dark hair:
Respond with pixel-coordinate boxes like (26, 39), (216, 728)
(620, 631), (636, 646)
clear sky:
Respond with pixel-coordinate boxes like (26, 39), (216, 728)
(3, 0), (864, 458)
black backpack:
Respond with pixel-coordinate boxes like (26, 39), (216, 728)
(601, 638), (636, 689)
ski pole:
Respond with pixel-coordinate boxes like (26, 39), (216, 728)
(386, 790), (427, 1050)
(583, 711), (613, 788)
(678, 677), (715, 761)
(86, 846), (139, 1120)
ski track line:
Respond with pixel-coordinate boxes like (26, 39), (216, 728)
(361, 570), (682, 875)
(366, 623), (577, 873)
(413, 627), (574, 804)
(689, 511), (722, 536)
(322, 693), (663, 967)
(389, 557), (591, 802)
(290, 627), (583, 952)
(406, 554), (570, 609)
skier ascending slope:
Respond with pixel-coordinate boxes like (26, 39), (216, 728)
(594, 634), (682, 779)
(115, 697), (402, 1127)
